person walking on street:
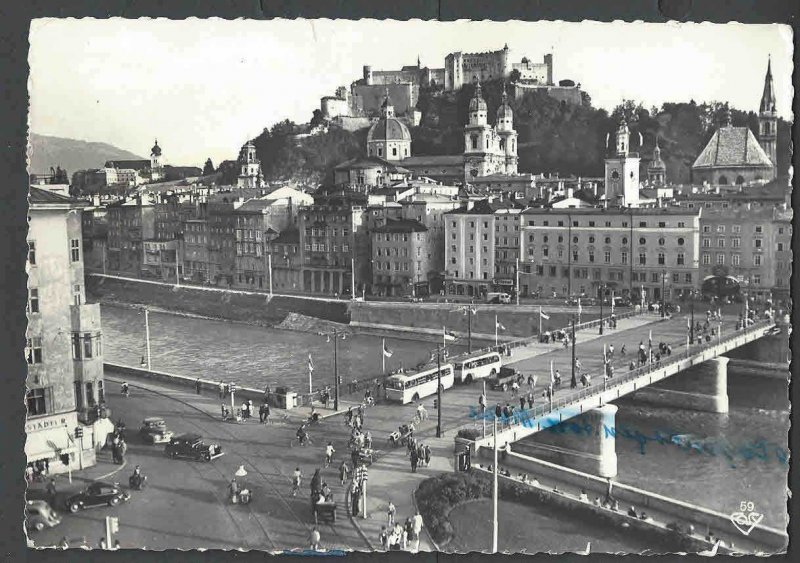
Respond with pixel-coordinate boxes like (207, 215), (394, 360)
(309, 527), (321, 551)
(387, 501), (396, 526)
(379, 526), (389, 550)
(46, 478), (57, 506)
(411, 510), (424, 552)
(424, 444), (431, 467)
(527, 392), (534, 409)
(351, 480), (361, 517)
(195, 378), (202, 394)
(291, 467), (302, 497)
(410, 447), (419, 472)
(478, 392), (486, 413)
(519, 396), (526, 411)
(494, 403), (502, 420)
(325, 442), (335, 468)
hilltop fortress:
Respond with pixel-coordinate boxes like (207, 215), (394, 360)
(320, 45), (583, 125)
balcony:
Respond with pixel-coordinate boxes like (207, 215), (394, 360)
(70, 303), (101, 333)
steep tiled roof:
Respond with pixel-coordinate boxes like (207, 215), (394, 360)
(447, 198), (525, 215)
(692, 126), (773, 169)
(28, 186), (88, 206)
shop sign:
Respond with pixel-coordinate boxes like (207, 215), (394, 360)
(25, 412), (77, 434)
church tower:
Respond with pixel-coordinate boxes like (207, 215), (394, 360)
(646, 137), (666, 186)
(237, 141), (263, 189)
(604, 117), (640, 207)
(496, 85), (518, 174)
(758, 57), (778, 179)
(150, 139), (163, 181)
(463, 80), (496, 180)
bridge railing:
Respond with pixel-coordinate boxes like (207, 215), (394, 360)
(479, 319), (775, 433)
(446, 308), (653, 366)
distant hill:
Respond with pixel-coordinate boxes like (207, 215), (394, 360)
(28, 133), (145, 175)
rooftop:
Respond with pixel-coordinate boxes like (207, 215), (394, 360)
(271, 228), (300, 245)
(447, 199), (525, 215)
(400, 155), (465, 167)
(692, 126), (774, 169)
(372, 218), (428, 234)
(334, 156), (410, 173)
(521, 206), (701, 216)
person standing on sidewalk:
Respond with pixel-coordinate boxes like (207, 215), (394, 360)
(339, 460), (350, 486)
(379, 526), (389, 550)
(219, 382), (225, 400)
(424, 444), (431, 467)
(195, 378), (202, 395)
(410, 447), (419, 473)
(46, 478), (57, 506)
(350, 480), (361, 517)
(309, 527), (320, 551)
(387, 501), (396, 526)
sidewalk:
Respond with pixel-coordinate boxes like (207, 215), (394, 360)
(350, 436), (454, 552)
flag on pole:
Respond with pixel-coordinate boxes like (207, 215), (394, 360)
(603, 343), (608, 364)
(648, 329), (652, 347)
(443, 327), (457, 342)
(549, 360), (554, 384)
(495, 317), (506, 331)
(308, 354), (314, 373)
(382, 339), (393, 358)
(539, 309), (550, 320)
(577, 298), (582, 316)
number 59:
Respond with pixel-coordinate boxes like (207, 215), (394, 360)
(740, 501), (754, 512)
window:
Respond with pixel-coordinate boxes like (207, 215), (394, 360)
(732, 254), (740, 266)
(753, 255), (762, 267)
(589, 221), (596, 227)
(73, 284), (82, 306)
(754, 239), (763, 249)
(685, 273), (692, 283)
(621, 252), (628, 265)
(702, 253), (710, 265)
(27, 288), (39, 313)
(621, 237), (628, 245)
(588, 252), (595, 263)
(677, 253), (685, 265)
(778, 242), (784, 251)
(716, 254), (725, 265)
(572, 221), (579, 227)
(732, 238), (741, 248)
(604, 251), (611, 264)
(572, 251), (578, 262)
(651, 273), (659, 283)
(672, 272), (679, 283)
(573, 236), (579, 244)
(658, 237), (665, 246)
(557, 221), (564, 227)
(342, 244), (349, 252)
(528, 235), (534, 243)
(677, 222), (686, 228)
(26, 387), (50, 416)
(731, 225), (741, 234)
(658, 222), (666, 228)
(27, 241), (36, 265)
(753, 274), (761, 285)
(716, 225), (725, 233)
(702, 238), (711, 248)
(26, 337), (43, 364)
(703, 226), (711, 233)
(639, 221), (647, 228)
(639, 237), (646, 245)
(658, 253), (665, 265)
(70, 239), (80, 262)
(754, 225), (763, 234)
(638, 253), (646, 265)
(588, 236), (595, 244)
(543, 247), (549, 257)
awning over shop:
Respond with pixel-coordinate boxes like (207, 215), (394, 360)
(25, 427), (77, 462)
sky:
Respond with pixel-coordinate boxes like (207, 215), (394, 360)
(29, 19), (793, 168)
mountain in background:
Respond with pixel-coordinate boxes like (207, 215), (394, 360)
(28, 133), (145, 175)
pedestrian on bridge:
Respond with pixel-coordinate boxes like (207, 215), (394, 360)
(478, 392), (486, 413)
(309, 527), (321, 551)
(608, 344), (614, 360)
(495, 403), (502, 420)
(219, 381), (225, 399)
(519, 396), (526, 411)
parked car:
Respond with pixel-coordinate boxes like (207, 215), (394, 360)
(164, 433), (224, 461)
(489, 366), (523, 392)
(65, 481), (131, 513)
(25, 500), (61, 531)
(486, 292), (511, 304)
(139, 416), (174, 445)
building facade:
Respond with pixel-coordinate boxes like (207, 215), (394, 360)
(371, 219), (430, 297)
(26, 187), (103, 476)
(445, 45), (512, 91)
(463, 82), (518, 181)
(444, 198), (524, 297)
(518, 207), (701, 301)
(604, 117), (641, 207)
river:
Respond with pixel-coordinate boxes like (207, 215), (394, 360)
(99, 304), (789, 540)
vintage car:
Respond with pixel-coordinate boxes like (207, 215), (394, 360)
(164, 433), (224, 461)
(489, 366), (523, 391)
(25, 500), (61, 531)
(139, 416), (174, 444)
(65, 481), (131, 513)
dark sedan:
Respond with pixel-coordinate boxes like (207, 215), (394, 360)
(164, 433), (224, 462)
(65, 481), (131, 513)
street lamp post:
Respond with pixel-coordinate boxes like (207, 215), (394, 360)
(436, 344), (443, 438)
(515, 257), (520, 306)
(689, 290), (695, 343)
(598, 284), (605, 335)
(661, 270), (667, 319)
(333, 330), (340, 411)
(570, 318), (577, 389)
(142, 308), (152, 371)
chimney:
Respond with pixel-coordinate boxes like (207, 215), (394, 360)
(466, 200), (475, 211)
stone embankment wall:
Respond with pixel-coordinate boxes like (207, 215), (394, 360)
(350, 301), (599, 339)
(86, 275), (350, 326)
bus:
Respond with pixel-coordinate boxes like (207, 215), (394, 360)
(453, 351), (503, 384)
(384, 364), (455, 404)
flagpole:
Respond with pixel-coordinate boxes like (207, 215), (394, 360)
(539, 306), (543, 337)
(382, 338), (386, 375)
(492, 416), (498, 554)
(309, 357), (313, 394)
(495, 314), (498, 348)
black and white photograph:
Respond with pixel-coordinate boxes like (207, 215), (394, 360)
(24, 18), (792, 554)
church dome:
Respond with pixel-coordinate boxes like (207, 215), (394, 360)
(367, 117), (412, 143)
(469, 82), (488, 113)
(151, 139), (162, 157)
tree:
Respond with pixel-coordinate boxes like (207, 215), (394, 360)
(203, 158), (215, 176)
(310, 109), (325, 128)
(509, 69), (521, 83)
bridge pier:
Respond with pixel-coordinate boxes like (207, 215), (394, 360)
(507, 404), (618, 478)
(632, 356), (729, 414)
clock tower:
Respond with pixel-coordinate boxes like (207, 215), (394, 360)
(604, 117), (640, 207)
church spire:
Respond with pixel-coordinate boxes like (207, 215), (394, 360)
(760, 56), (776, 114)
